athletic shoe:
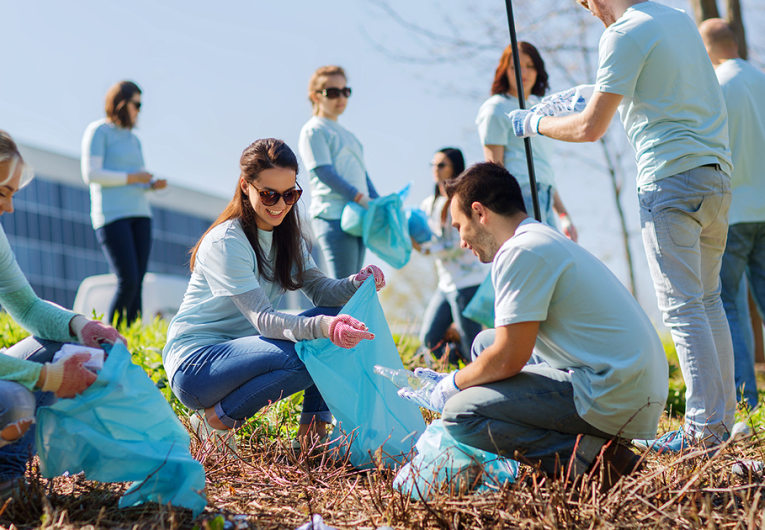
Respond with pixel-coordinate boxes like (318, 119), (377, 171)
(731, 459), (764, 477)
(730, 421), (753, 440)
(632, 429), (694, 455)
(590, 442), (643, 492)
(189, 412), (237, 454)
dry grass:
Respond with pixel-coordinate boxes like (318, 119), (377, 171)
(2, 414), (765, 530)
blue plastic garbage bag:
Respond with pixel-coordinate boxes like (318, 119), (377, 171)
(363, 193), (412, 269)
(340, 201), (366, 237)
(35, 343), (207, 516)
(405, 207), (433, 245)
(296, 278), (426, 469)
(394, 419), (518, 500)
(462, 272), (495, 329)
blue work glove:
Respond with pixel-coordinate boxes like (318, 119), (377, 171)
(413, 367), (450, 384)
(397, 371), (461, 412)
(507, 109), (544, 138)
(530, 84), (595, 117)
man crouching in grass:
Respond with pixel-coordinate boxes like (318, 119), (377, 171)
(409, 162), (668, 488)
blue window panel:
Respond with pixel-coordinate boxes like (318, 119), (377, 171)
(61, 219), (75, 246)
(25, 211), (38, 240)
(84, 225), (98, 250)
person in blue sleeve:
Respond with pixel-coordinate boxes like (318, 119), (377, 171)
(163, 138), (385, 450)
(298, 66), (379, 279)
(700, 19), (765, 411)
(477, 42), (577, 241)
(509, 0), (735, 453)
(81, 81), (168, 325)
(0, 130), (125, 500)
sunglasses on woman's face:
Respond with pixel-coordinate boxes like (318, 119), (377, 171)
(251, 183), (303, 206)
(130, 100), (142, 110)
(431, 162), (448, 169)
(316, 87), (352, 99)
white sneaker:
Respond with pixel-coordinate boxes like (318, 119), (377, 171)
(189, 412), (237, 453)
(731, 421), (753, 440)
(731, 459), (764, 477)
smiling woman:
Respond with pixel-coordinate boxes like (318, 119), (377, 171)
(163, 138), (386, 450)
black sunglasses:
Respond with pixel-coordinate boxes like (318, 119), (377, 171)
(130, 100), (142, 110)
(251, 183), (303, 206)
(431, 162), (448, 169)
(316, 87), (352, 99)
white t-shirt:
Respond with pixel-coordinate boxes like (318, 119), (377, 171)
(716, 58), (765, 225)
(493, 218), (668, 439)
(421, 195), (489, 292)
(595, 2), (732, 186)
(298, 116), (369, 220)
(163, 219), (316, 378)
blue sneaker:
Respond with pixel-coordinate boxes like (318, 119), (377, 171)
(632, 429), (694, 455)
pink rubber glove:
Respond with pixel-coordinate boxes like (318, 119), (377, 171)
(42, 353), (98, 398)
(327, 315), (375, 349)
(79, 320), (126, 348)
(353, 264), (386, 291)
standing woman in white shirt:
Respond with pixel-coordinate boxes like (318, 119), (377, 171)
(476, 43), (577, 241)
(299, 66), (379, 279)
(81, 81), (167, 325)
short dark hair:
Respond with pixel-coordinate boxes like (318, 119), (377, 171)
(105, 81), (142, 129)
(445, 162), (527, 218)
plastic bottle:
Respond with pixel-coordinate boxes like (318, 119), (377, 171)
(373, 365), (437, 394)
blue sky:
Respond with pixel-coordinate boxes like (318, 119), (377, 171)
(3, 0), (764, 323)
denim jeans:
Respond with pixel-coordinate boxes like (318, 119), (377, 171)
(441, 330), (612, 476)
(170, 307), (340, 429)
(419, 284), (482, 362)
(638, 166), (734, 440)
(520, 182), (557, 228)
(0, 337), (64, 482)
(312, 217), (366, 279)
(720, 221), (765, 409)
(96, 216), (152, 325)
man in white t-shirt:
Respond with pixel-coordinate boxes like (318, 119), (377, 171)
(509, 0), (734, 453)
(408, 162), (668, 487)
(700, 19), (765, 411)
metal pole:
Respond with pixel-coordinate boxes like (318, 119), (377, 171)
(504, 0), (541, 221)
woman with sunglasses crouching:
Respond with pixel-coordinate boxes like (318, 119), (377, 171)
(162, 138), (385, 448)
(298, 66), (379, 279)
(81, 80), (168, 326)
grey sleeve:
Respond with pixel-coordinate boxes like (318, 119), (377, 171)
(231, 288), (327, 342)
(300, 268), (357, 307)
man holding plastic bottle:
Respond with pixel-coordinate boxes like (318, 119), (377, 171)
(508, 0), (734, 453)
(400, 162), (668, 488)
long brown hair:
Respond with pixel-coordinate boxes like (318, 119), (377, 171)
(490, 42), (549, 97)
(190, 139), (307, 292)
(105, 81), (141, 129)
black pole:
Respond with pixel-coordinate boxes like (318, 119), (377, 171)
(503, 0), (541, 222)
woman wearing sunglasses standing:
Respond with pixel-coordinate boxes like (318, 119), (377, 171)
(416, 148), (489, 365)
(298, 66), (379, 279)
(476, 43), (577, 241)
(163, 138), (385, 448)
(81, 81), (167, 326)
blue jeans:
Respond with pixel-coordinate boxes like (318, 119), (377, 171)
(419, 285), (482, 362)
(638, 166), (734, 440)
(520, 182), (557, 228)
(442, 330), (612, 476)
(96, 216), (152, 325)
(170, 307), (339, 429)
(312, 217), (365, 279)
(0, 337), (64, 482)
(720, 221), (765, 409)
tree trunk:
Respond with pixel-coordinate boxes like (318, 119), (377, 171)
(726, 0), (748, 60)
(689, 0), (720, 23)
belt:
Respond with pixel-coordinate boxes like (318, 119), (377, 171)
(701, 163), (722, 170)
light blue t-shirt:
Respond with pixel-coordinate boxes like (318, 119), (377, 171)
(298, 116), (370, 220)
(81, 119), (152, 229)
(476, 94), (557, 189)
(162, 219), (316, 378)
(493, 219), (668, 439)
(595, 2), (733, 186)
(716, 58), (765, 225)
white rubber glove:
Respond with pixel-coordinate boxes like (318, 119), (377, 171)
(531, 84), (595, 117)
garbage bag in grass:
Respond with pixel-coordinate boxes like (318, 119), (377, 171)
(394, 419), (518, 501)
(462, 272), (495, 329)
(296, 278), (426, 469)
(35, 342), (207, 516)
(405, 207), (433, 245)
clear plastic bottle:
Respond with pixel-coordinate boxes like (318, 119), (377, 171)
(373, 365), (437, 394)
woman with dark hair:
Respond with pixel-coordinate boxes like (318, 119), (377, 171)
(163, 138), (385, 447)
(0, 129), (125, 500)
(299, 65), (380, 279)
(81, 80), (168, 326)
(476, 43), (577, 241)
(415, 147), (488, 365)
